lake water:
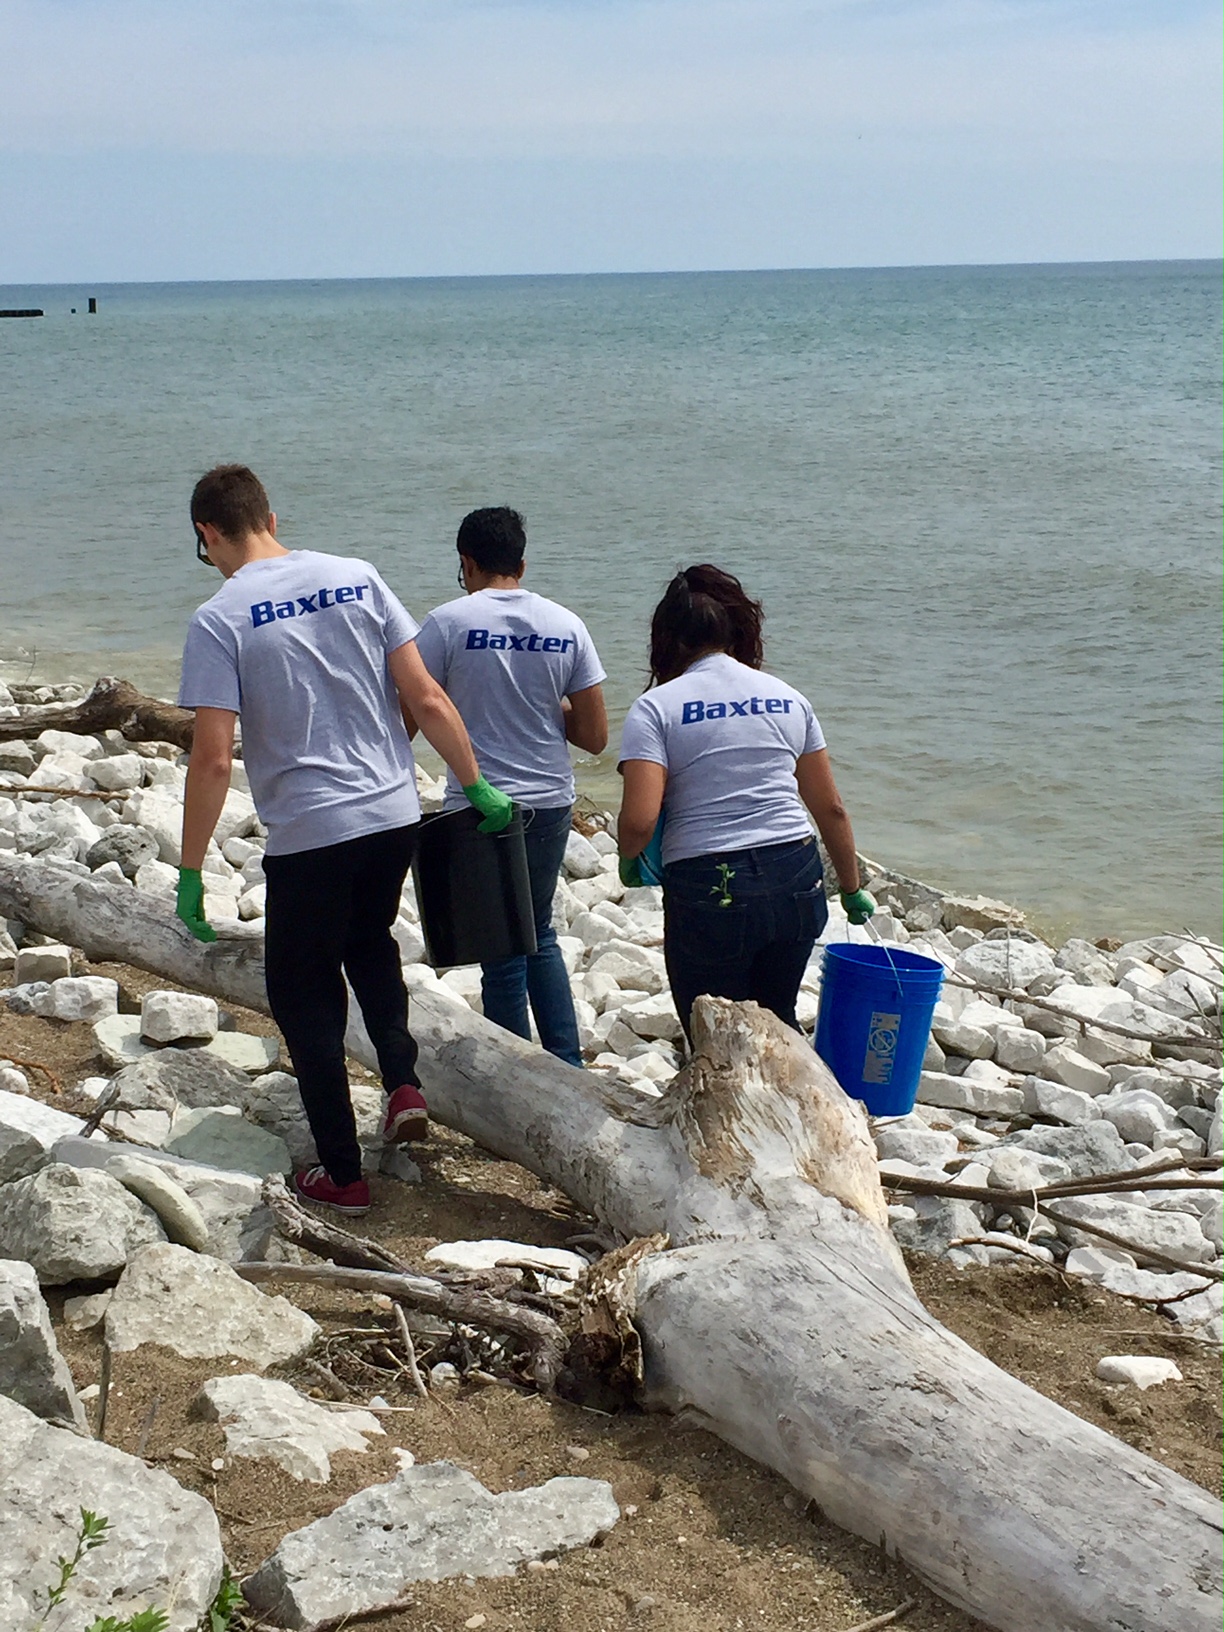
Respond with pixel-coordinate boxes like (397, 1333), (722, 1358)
(0, 263), (1220, 940)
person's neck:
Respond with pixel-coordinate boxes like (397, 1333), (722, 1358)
(219, 530), (289, 579)
(469, 573), (522, 593)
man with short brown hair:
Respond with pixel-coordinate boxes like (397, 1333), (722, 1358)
(178, 465), (513, 1214)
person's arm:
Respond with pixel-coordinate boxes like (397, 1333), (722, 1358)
(181, 709), (237, 869)
(795, 749), (861, 890)
(388, 640), (479, 787)
(563, 684), (608, 755)
(618, 760), (667, 859)
(400, 702), (420, 740)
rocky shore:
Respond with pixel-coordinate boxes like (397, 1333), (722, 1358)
(0, 676), (1219, 1630)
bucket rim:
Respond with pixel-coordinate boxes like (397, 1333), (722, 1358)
(821, 941), (945, 978)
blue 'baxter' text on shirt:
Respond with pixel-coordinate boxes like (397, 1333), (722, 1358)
(681, 697), (793, 722)
(251, 584), (368, 625)
(464, 629), (574, 653)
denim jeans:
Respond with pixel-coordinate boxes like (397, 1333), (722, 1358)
(481, 804), (583, 1067)
(663, 835), (827, 1043)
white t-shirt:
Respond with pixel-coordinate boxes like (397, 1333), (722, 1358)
(178, 550), (421, 856)
(618, 652), (825, 865)
(414, 588), (605, 810)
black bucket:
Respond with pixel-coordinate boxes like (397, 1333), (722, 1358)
(412, 805), (537, 968)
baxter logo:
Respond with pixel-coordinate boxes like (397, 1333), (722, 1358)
(862, 1010), (901, 1085)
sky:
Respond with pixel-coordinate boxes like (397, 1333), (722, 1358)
(0, 0), (1219, 282)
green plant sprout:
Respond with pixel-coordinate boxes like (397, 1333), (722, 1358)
(31, 1509), (243, 1632)
(710, 862), (736, 907)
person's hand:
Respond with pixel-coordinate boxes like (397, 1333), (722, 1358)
(618, 854), (644, 889)
(462, 776), (515, 834)
(176, 867), (217, 943)
(840, 886), (877, 925)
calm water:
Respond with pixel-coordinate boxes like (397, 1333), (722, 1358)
(0, 264), (1220, 939)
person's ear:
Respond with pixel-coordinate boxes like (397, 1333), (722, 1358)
(517, 557), (526, 577)
(267, 512), (277, 537)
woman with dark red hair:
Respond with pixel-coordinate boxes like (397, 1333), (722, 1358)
(617, 564), (874, 1043)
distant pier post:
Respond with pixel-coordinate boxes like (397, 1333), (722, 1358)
(88, 297), (98, 314)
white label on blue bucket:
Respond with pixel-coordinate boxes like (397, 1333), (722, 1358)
(862, 1011), (901, 1085)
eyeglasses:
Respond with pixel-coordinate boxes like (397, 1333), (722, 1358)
(194, 526), (211, 565)
(456, 561), (466, 588)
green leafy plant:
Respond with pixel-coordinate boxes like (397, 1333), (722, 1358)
(31, 1509), (111, 1629)
(710, 862), (736, 907)
(84, 1612), (169, 1632)
(206, 1569), (244, 1632)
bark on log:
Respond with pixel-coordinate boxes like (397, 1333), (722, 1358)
(1, 855), (1220, 1632)
(0, 676), (196, 750)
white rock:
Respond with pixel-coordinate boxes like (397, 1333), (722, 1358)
(244, 1461), (620, 1625)
(134, 855), (180, 897)
(238, 882), (267, 920)
(1041, 1042), (1111, 1096)
(954, 939), (1055, 991)
(569, 873), (624, 909)
(1052, 1196), (1214, 1264)
(107, 1154), (211, 1251)
(1021, 1077), (1103, 1126)
(0, 1258), (88, 1428)
(1095, 1355), (1182, 1389)
(440, 967), (484, 1010)
(425, 1239), (586, 1296)
(200, 1031), (281, 1074)
(563, 830), (603, 880)
(13, 943), (72, 984)
(222, 835), (260, 867)
(1099, 1089), (1176, 1147)
(64, 1288), (113, 1330)
(45, 975), (119, 1023)
(195, 1375), (384, 1482)
(930, 1006), (995, 1061)
(122, 789), (187, 863)
(617, 990), (684, 1043)
(917, 1071), (1022, 1118)
(987, 1148), (1073, 1191)
(1063, 1245), (1138, 1280)
(0, 1395), (222, 1631)
(993, 1025), (1046, 1074)
(392, 916), (426, 962)
(0, 1089), (103, 1184)
(138, 989), (220, 1044)
(164, 1105), (291, 1178)
(26, 752), (90, 791)
(93, 1013), (155, 1070)
(0, 1164), (164, 1283)
(586, 947), (666, 995)
(873, 1123), (959, 1169)
(106, 1243), (319, 1362)
(88, 752), (145, 791)
(35, 728), (105, 761)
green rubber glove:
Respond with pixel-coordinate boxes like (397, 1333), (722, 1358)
(176, 867), (217, 943)
(840, 886), (877, 926)
(618, 854), (644, 889)
(462, 775), (515, 834)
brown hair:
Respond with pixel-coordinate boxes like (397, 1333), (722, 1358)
(190, 465), (271, 542)
(648, 564), (765, 686)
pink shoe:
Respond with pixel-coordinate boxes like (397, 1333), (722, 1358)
(294, 1165), (371, 1216)
(383, 1083), (429, 1145)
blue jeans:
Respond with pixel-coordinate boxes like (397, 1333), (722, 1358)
(481, 804), (583, 1068)
(663, 836), (827, 1043)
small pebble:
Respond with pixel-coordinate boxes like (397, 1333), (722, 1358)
(624, 1503), (639, 1517)
(210, 1457), (225, 1471)
(566, 1444), (591, 1462)
(171, 1447), (195, 1461)
(465, 1617), (487, 1629)
(633, 1595), (658, 1614)
(78, 1384), (100, 1403)
(525, 1560), (548, 1575)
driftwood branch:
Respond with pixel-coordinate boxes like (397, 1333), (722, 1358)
(237, 1262), (567, 1392)
(261, 1174), (407, 1274)
(0, 676), (196, 750)
(392, 1302), (429, 1400)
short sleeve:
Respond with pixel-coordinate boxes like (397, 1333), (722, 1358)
(413, 613), (448, 685)
(802, 703), (826, 756)
(565, 619), (606, 694)
(368, 567), (420, 654)
(178, 613), (240, 712)
(619, 697), (668, 769)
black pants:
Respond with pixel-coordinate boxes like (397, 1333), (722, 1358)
(263, 824), (420, 1185)
(663, 836), (827, 1044)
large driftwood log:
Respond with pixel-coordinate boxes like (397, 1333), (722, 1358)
(0, 676), (196, 750)
(1, 856), (1220, 1632)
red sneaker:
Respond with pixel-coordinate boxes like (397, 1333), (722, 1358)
(383, 1083), (429, 1145)
(294, 1165), (371, 1216)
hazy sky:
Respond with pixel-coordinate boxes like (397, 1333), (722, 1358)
(1, 0), (1219, 281)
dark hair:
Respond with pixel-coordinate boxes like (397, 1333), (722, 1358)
(648, 564), (764, 686)
(190, 465), (271, 541)
(456, 507), (526, 577)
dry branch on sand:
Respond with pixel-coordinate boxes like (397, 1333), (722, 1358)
(0, 676), (196, 750)
(0, 855), (1221, 1632)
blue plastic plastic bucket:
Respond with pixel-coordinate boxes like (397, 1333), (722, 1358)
(814, 942), (945, 1116)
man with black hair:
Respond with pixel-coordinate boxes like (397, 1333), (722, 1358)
(178, 465), (513, 1215)
(410, 507), (607, 1066)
